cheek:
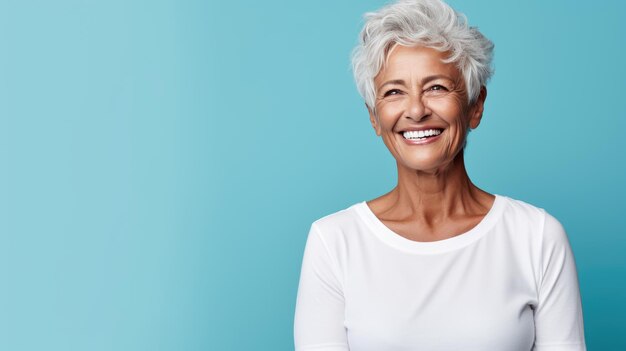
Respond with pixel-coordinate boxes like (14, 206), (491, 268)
(377, 104), (403, 129)
(433, 98), (469, 129)
(432, 101), (470, 152)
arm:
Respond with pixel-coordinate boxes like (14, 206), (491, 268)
(533, 212), (586, 350)
(294, 224), (349, 351)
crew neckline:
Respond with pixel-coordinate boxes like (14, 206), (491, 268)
(354, 194), (507, 254)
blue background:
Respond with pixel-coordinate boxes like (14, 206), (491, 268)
(1, 0), (624, 349)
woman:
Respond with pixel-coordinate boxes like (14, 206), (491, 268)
(294, 0), (586, 350)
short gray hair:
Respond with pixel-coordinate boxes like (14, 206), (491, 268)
(351, 0), (494, 111)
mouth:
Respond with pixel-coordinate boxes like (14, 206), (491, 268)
(399, 128), (444, 141)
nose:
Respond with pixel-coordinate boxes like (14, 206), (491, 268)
(405, 94), (430, 122)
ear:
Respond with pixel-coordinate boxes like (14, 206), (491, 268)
(367, 103), (381, 136)
(469, 87), (487, 130)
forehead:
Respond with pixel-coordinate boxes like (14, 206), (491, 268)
(375, 45), (461, 84)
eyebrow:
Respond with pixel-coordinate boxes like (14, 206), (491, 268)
(378, 75), (453, 90)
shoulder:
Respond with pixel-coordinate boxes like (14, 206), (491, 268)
(309, 202), (367, 245)
(499, 195), (545, 218)
(498, 194), (569, 245)
(498, 195), (549, 228)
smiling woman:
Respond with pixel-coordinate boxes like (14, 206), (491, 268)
(293, 0), (586, 350)
(370, 45), (484, 180)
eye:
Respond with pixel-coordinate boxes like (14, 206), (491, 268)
(428, 84), (448, 92)
(383, 89), (402, 97)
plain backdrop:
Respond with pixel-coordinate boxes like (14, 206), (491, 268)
(1, 0), (624, 350)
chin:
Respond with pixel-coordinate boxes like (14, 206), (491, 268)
(400, 160), (445, 173)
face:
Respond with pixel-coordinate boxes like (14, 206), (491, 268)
(369, 45), (486, 174)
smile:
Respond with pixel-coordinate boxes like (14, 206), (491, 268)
(401, 129), (443, 141)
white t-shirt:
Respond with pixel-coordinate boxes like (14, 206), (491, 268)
(294, 194), (586, 351)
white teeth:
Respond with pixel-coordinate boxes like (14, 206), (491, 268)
(402, 129), (442, 140)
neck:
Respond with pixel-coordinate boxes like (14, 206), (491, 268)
(390, 151), (489, 221)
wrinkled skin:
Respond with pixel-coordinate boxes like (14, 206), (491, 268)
(369, 45), (484, 175)
(365, 44), (494, 242)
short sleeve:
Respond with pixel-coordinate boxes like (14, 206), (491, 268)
(294, 223), (349, 351)
(533, 212), (586, 350)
